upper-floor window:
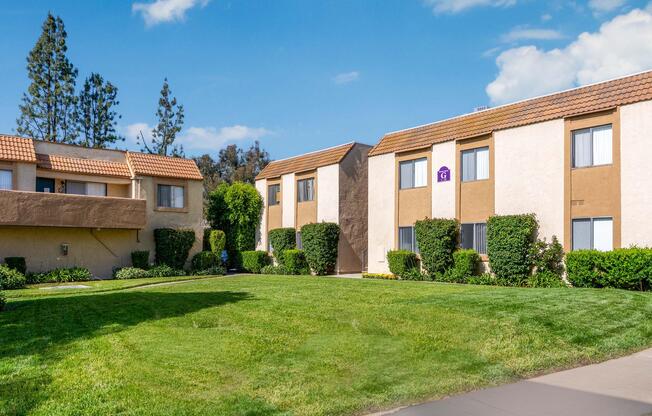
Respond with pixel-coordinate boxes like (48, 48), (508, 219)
(399, 158), (427, 189)
(0, 170), (12, 190)
(66, 181), (107, 196)
(158, 184), (185, 208)
(398, 226), (418, 253)
(461, 147), (489, 182)
(268, 184), (280, 206)
(572, 124), (612, 168)
(572, 217), (613, 251)
(297, 178), (314, 202)
(461, 223), (487, 254)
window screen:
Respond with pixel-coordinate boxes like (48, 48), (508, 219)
(461, 147), (489, 182)
(398, 226), (417, 252)
(461, 223), (487, 254)
(0, 170), (12, 190)
(572, 125), (612, 168)
(296, 232), (303, 249)
(399, 160), (414, 189)
(268, 184), (280, 205)
(66, 181), (86, 195)
(297, 178), (314, 202)
(399, 158), (427, 189)
(572, 217), (612, 251)
(86, 182), (107, 196)
(158, 185), (185, 208)
(414, 158), (427, 187)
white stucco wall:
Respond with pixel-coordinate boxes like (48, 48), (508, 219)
(317, 164), (339, 223)
(281, 173), (295, 227)
(367, 153), (395, 273)
(621, 100), (652, 247)
(494, 119), (565, 242)
(431, 141), (456, 218)
(255, 179), (267, 251)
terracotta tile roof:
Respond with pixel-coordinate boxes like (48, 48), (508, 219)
(36, 153), (131, 178)
(0, 135), (36, 163)
(369, 70), (652, 156)
(256, 142), (356, 180)
(126, 152), (203, 180)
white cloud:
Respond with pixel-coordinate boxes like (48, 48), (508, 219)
(486, 6), (652, 104)
(424, 0), (516, 14)
(123, 122), (152, 149)
(541, 13), (552, 22)
(178, 125), (272, 152)
(332, 71), (360, 85)
(501, 27), (564, 42)
(589, 0), (627, 13)
(132, 0), (209, 26)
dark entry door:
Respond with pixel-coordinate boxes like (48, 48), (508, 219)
(36, 177), (55, 193)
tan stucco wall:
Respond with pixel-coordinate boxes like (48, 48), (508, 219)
(15, 162), (37, 191)
(34, 141), (126, 162)
(396, 149), (432, 233)
(317, 164), (339, 223)
(281, 173), (295, 227)
(457, 135), (495, 223)
(620, 101), (652, 247)
(495, 119), (565, 242)
(367, 153), (395, 273)
(431, 141), (456, 218)
(255, 178), (267, 251)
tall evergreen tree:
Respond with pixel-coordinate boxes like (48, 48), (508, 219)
(139, 78), (185, 157)
(236, 141), (270, 183)
(77, 73), (124, 148)
(17, 13), (78, 143)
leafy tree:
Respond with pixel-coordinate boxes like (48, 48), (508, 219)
(193, 154), (222, 197)
(76, 73), (123, 148)
(17, 13), (78, 143)
(236, 141), (270, 183)
(139, 78), (185, 157)
(216, 144), (242, 183)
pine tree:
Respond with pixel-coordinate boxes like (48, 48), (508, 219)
(139, 78), (185, 157)
(77, 73), (124, 148)
(17, 13), (78, 143)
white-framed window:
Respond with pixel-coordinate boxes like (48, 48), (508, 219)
(398, 226), (418, 253)
(461, 147), (489, 182)
(572, 217), (613, 251)
(65, 181), (107, 196)
(572, 124), (612, 168)
(0, 169), (13, 190)
(268, 184), (280, 206)
(461, 223), (487, 254)
(399, 158), (427, 189)
(157, 184), (185, 208)
(297, 178), (314, 202)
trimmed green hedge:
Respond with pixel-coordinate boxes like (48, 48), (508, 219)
(209, 230), (226, 255)
(191, 251), (219, 272)
(269, 228), (296, 264)
(445, 249), (480, 283)
(30, 267), (92, 284)
(131, 251), (150, 269)
(241, 251), (271, 274)
(528, 271), (566, 288)
(566, 248), (652, 290)
(565, 250), (602, 288)
(301, 223), (340, 275)
(414, 218), (458, 277)
(147, 264), (185, 278)
(154, 228), (196, 269)
(387, 250), (419, 278)
(487, 214), (538, 286)
(4, 257), (26, 275)
(283, 249), (309, 275)
(261, 265), (288, 275)
(0, 265), (26, 290)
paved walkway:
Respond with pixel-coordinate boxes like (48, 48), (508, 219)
(375, 348), (652, 416)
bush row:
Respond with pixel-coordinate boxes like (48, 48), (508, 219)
(566, 248), (652, 290)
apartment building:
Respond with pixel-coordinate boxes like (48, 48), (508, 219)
(255, 142), (371, 273)
(0, 136), (204, 277)
(367, 70), (652, 273)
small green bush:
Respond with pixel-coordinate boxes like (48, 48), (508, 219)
(34, 267), (92, 283)
(386, 250), (419, 278)
(599, 248), (652, 291)
(0, 292), (5, 311)
(531, 236), (564, 276)
(565, 250), (602, 288)
(528, 271), (567, 288)
(203, 228), (211, 251)
(4, 257), (26, 275)
(487, 214), (539, 286)
(268, 228), (297, 264)
(0, 265), (26, 290)
(283, 249), (309, 275)
(444, 249), (481, 283)
(241, 251), (271, 274)
(115, 267), (150, 280)
(154, 228), (196, 269)
(260, 265), (288, 275)
(362, 273), (398, 280)
(209, 230), (226, 255)
(402, 268), (428, 281)
(193, 265), (227, 276)
(191, 251), (219, 272)
(147, 264), (185, 278)
(414, 218), (458, 277)
(131, 251), (150, 269)
(467, 273), (497, 286)
(301, 223), (340, 275)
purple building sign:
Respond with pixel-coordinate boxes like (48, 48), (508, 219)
(437, 166), (450, 182)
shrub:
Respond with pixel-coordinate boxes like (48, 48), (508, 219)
(240, 251), (271, 274)
(598, 248), (652, 291)
(301, 222), (340, 275)
(386, 250), (418, 278)
(209, 230), (226, 255)
(154, 228), (196, 269)
(4, 257), (26, 275)
(35, 267), (92, 283)
(115, 267), (150, 280)
(565, 250), (602, 288)
(414, 218), (458, 277)
(531, 236), (564, 276)
(131, 251), (150, 269)
(260, 265), (288, 275)
(148, 264), (185, 278)
(467, 273), (497, 286)
(445, 249), (481, 283)
(402, 268), (429, 281)
(0, 265), (26, 290)
(283, 249), (309, 275)
(191, 251), (219, 272)
(487, 214), (539, 286)
(528, 271), (567, 288)
(0, 292), (5, 311)
(268, 228), (296, 264)
(203, 228), (211, 251)
(362, 273), (398, 280)
(193, 265), (227, 276)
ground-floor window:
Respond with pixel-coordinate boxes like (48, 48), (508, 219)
(461, 223), (487, 254)
(572, 217), (613, 251)
(296, 231), (303, 249)
(398, 226), (418, 253)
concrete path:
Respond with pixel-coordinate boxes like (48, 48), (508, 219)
(375, 348), (652, 416)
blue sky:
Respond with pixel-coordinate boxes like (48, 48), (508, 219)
(1, 0), (651, 160)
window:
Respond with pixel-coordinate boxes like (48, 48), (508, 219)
(65, 181), (107, 196)
(157, 184), (185, 208)
(398, 226), (418, 253)
(572, 217), (613, 251)
(268, 184), (280, 206)
(296, 231), (303, 249)
(0, 170), (12, 190)
(572, 125), (612, 168)
(461, 147), (489, 182)
(399, 158), (427, 189)
(86, 182), (107, 196)
(461, 223), (487, 254)
(297, 178), (314, 202)
(36, 177), (55, 193)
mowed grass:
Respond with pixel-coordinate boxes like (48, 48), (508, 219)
(2, 275), (652, 415)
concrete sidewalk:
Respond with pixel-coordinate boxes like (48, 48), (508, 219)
(375, 348), (652, 416)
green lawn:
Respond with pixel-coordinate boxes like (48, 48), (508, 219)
(2, 275), (652, 415)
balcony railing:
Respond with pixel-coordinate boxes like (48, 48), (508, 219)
(0, 190), (147, 229)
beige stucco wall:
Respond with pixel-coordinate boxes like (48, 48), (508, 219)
(317, 164), (339, 223)
(367, 153), (395, 273)
(621, 100), (652, 247)
(281, 173), (295, 227)
(495, 119), (565, 242)
(34, 141), (126, 162)
(15, 162), (36, 191)
(255, 178), (267, 251)
(431, 141), (456, 218)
